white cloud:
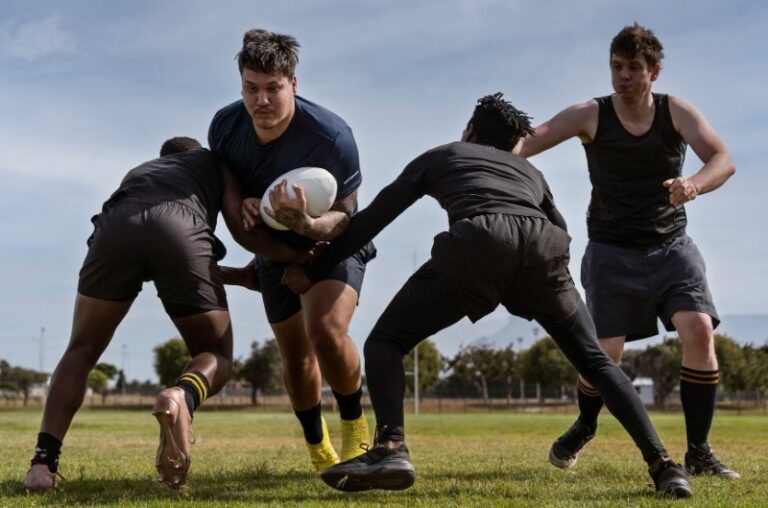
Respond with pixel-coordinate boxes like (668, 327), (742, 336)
(0, 16), (77, 61)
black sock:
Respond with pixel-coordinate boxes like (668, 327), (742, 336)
(680, 367), (718, 450)
(175, 370), (211, 418)
(33, 432), (62, 472)
(576, 377), (603, 431)
(295, 403), (324, 445)
(332, 387), (363, 421)
(376, 425), (405, 444)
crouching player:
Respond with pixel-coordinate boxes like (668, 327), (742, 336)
(23, 137), (243, 491)
(283, 94), (692, 498)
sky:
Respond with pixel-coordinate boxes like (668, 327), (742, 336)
(1, 0), (767, 382)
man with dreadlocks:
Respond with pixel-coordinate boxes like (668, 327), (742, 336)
(280, 93), (692, 497)
(515, 23), (738, 479)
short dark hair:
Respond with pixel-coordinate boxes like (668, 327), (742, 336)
(237, 29), (300, 76)
(159, 136), (202, 157)
(610, 23), (664, 67)
(469, 93), (534, 151)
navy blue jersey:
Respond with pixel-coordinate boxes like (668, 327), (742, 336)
(209, 95), (362, 248)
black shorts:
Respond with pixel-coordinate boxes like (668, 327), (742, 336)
(255, 242), (375, 324)
(430, 214), (580, 323)
(78, 199), (228, 319)
(581, 234), (719, 341)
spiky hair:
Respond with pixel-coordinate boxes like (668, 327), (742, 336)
(237, 28), (300, 76)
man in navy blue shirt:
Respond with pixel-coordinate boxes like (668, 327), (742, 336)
(209, 28), (373, 471)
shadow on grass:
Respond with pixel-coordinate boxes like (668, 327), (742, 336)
(1, 468), (657, 505)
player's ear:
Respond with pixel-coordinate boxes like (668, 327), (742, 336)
(650, 62), (661, 82)
(461, 122), (475, 142)
(291, 75), (298, 94)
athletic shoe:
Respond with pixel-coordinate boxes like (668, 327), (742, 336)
(548, 419), (595, 469)
(306, 416), (340, 472)
(22, 462), (57, 491)
(650, 460), (693, 498)
(340, 413), (370, 461)
(320, 444), (416, 492)
(153, 387), (192, 489)
(685, 443), (741, 479)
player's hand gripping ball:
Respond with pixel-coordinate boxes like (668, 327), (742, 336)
(260, 167), (338, 230)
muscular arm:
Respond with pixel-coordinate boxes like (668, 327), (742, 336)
(220, 166), (299, 262)
(665, 96), (735, 205)
(269, 187), (357, 241)
(305, 180), (422, 281)
(514, 100), (598, 158)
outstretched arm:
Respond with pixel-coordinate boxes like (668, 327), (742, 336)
(305, 179), (423, 281)
(514, 100), (598, 158)
(664, 96), (735, 205)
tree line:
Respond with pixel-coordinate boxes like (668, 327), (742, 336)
(2, 333), (766, 408)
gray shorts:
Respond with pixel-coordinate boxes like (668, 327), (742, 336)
(78, 199), (228, 318)
(581, 234), (719, 341)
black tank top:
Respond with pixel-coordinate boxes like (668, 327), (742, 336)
(583, 93), (687, 246)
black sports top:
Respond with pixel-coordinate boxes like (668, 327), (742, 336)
(583, 93), (688, 246)
(307, 141), (566, 280)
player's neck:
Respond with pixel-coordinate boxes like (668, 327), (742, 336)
(612, 91), (655, 134)
(612, 91), (654, 121)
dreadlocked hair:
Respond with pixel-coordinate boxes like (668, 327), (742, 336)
(470, 92), (535, 151)
(237, 28), (300, 76)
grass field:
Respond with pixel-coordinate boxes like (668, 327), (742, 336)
(1, 408), (765, 507)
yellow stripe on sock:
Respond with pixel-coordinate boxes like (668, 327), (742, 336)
(680, 374), (719, 385)
(680, 370), (719, 383)
(179, 373), (208, 403)
(577, 379), (600, 397)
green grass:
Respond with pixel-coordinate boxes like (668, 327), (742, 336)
(1, 409), (766, 507)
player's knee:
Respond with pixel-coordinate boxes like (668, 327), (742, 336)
(282, 354), (316, 381)
(306, 319), (348, 351)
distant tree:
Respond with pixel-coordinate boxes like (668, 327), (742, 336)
(492, 345), (520, 406)
(634, 337), (682, 408)
(715, 334), (752, 412)
(115, 370), (127, 395)
(94, 362), (118, 380)
(236, 339), (282, 405)
(87, 369), (109, 405)
(403, 339), (442, 398)
(448, 341), (499, 405)
(620, 349), (642, 380)
(0, 361), (48, 406)
(520, 337), (577, 402)
(153, 338), (190, 387)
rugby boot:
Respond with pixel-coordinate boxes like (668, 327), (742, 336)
(650, 460), (693, 498)
(685, 443), (741, 479)
(306, 416), (340, 472)
(321, 443), (415, 492)
(548, 418), (595, 469)
(153, 387), (192, 489)
(340, 412), (370, 461)
(23, 462), (57, 492)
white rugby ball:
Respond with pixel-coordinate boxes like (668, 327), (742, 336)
(259, 167), (338, 231)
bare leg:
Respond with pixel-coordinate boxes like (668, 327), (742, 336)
(301, 280), (362, 395)
(40, 294), (132, 440)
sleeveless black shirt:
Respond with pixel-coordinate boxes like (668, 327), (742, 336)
(583, 93), (688, 246)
